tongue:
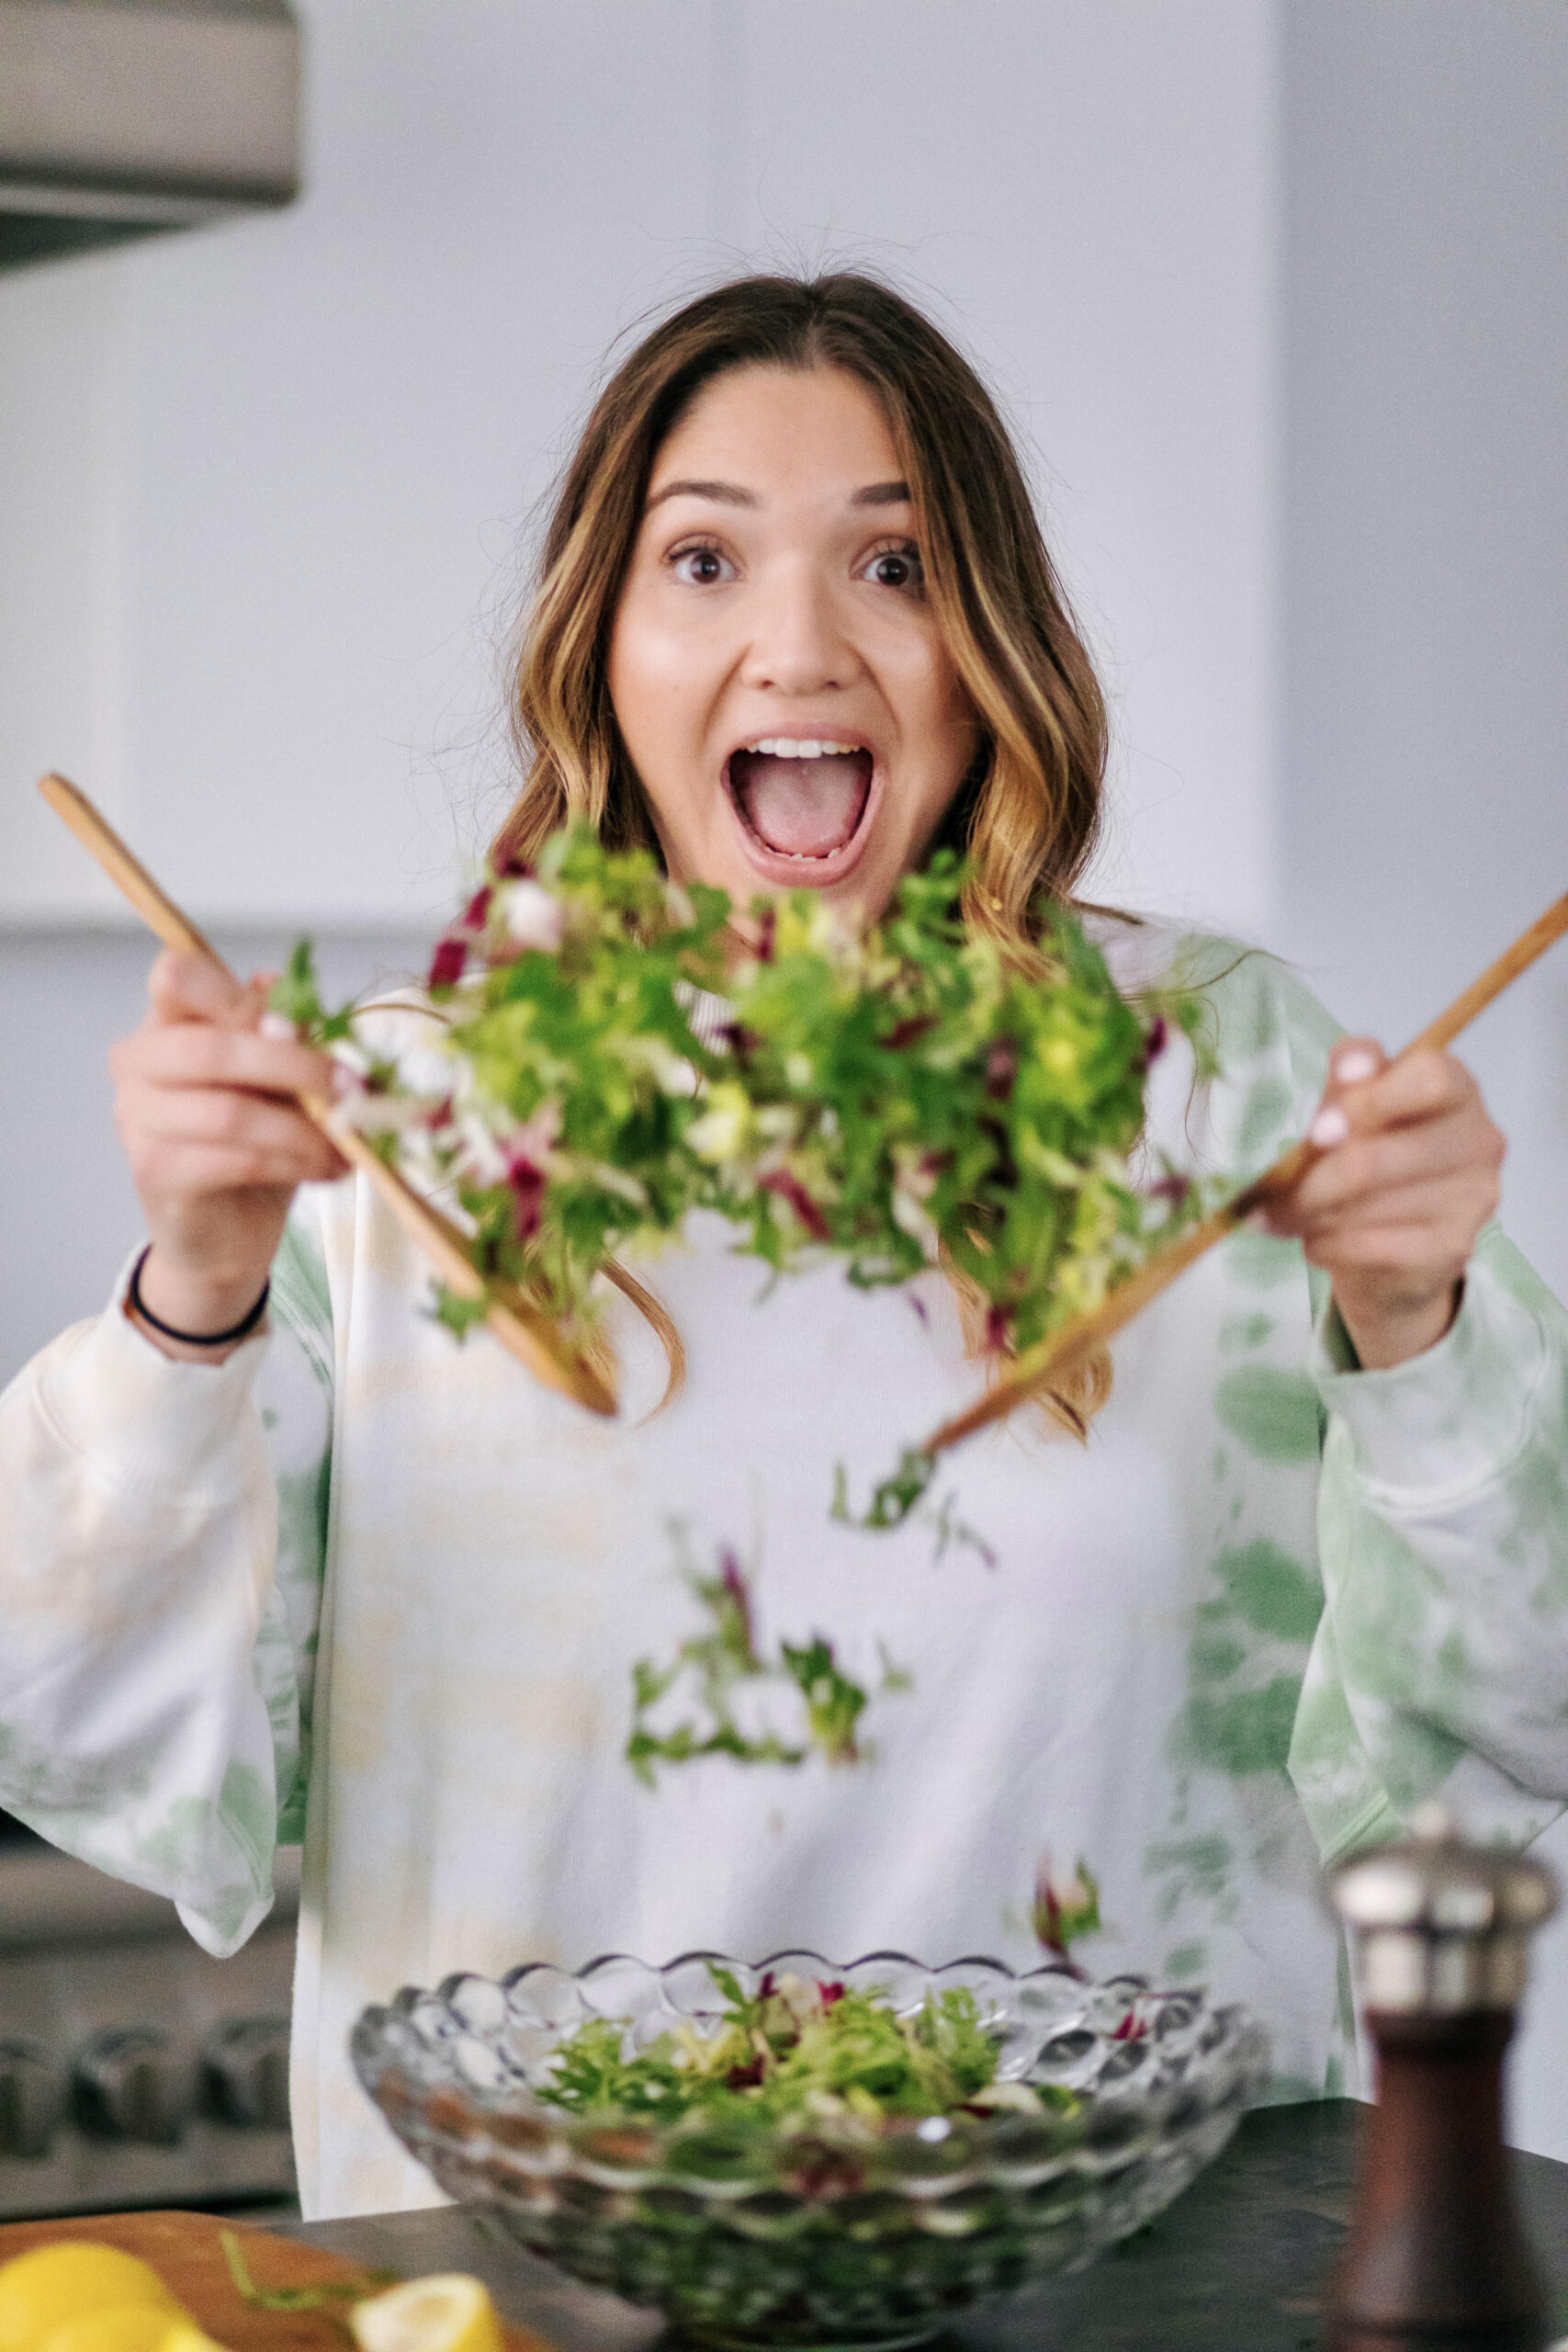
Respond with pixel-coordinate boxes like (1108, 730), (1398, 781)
(731, 751), (872, 859)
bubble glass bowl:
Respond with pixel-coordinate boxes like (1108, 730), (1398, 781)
(351, 1951), (1268, 2350)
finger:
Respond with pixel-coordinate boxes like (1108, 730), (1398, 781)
(115, 1021), (342, 1103)
(118, 1099), (348, 1189)
(1300, 1036), (1388, 1152)
(146, 948), (250, 1027)
(121, 1083), (332, 1155)
(1295, 1180), (1488, 1242)
(1327, 1035), (1388, 1094)
(1282, 1115), (1495, 1223)
(1310, 1047), (1477, 1149)
(1302, 1222), (1470, 1281)
(138, 1141), (345, 1194)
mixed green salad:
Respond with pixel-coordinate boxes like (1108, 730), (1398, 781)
(272, 827), (1214, 1359)
(535, 1967), (1075, 2131)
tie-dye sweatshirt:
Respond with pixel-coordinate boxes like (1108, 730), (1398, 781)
(3, 922), (1566, 2221)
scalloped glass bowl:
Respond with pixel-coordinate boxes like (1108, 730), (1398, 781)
(351, 1951), (1267, 2350)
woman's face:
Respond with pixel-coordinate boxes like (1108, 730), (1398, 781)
(607, 364), (978, 922)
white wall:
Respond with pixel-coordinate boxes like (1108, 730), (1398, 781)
(1280, 0), (1568, 1308)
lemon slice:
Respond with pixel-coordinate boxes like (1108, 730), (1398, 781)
(350, 2278), (502, 2352)
(0, 2250), (184, 2352)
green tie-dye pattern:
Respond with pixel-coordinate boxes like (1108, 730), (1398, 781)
(1236, 1076), (1295, 1166)
(1179, 1679), (1301, 1778)
(1210, 1539), (1322, 1645)
(1214, 1367), (1324, 1463)
(219, 1758), (275, 1890)
(1221, 1228), (1307, 1292)
(1286, 1611), (1402, 1863)
(1220, 1312), (1274, 1353)
(257, 1204), (335, 1847)
(1145, 1833), (1237, 1923)
(0, 1728), (146, 1822)
(131, 1793), (214, 1883)
(270, 1210), (335, 1392)
(1144, 933), (1348, 1994)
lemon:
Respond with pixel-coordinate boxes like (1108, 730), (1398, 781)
(39, 2312), (208, 2352)
(0, 2250), (184, 2352)
(350, 2277), (502, 2352)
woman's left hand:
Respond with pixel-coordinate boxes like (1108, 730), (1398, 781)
(1257, 1037), (1506, 1371)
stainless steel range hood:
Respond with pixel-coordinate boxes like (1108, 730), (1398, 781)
(0, 0), (299, 271)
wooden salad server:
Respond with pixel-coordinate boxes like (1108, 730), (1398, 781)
(923, 887), (1568, 1461)
(38, 773), (616, 1415)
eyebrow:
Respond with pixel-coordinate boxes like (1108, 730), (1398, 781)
(644, 477), (911, 512)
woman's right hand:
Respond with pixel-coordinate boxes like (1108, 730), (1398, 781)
(109, 951), (349, 1357)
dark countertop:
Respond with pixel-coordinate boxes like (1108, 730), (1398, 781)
(287, 2100), (1568, 2351)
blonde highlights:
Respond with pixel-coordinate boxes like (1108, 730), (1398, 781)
(494, 274), (1113, 1435)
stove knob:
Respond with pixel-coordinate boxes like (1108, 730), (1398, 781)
(203, 2015), (290, 2129)
(73, 2027), (197, 2144)
(0, 2037), (66, 2158)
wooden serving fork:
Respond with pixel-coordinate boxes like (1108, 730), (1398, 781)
(39, 773), (616, 1415)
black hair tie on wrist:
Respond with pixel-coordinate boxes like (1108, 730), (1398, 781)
(128, 1245), (270, 1346)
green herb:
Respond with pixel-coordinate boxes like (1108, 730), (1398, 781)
(626, 1533), (910, 1783)
(266, 941), (356, 1045)
(830, 1447), (938, 1532)
(1032, 1858), (1103, 1969)
(535, 1968), (1076, 2130)
(219, 2229), (397, 2318)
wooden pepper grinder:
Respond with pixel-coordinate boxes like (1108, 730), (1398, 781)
(1327, 1807), (1560, 2351)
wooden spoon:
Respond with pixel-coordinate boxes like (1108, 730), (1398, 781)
(38, 772), (616, 1415)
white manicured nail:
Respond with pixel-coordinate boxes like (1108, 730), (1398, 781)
(1335, 1047), (1379, 1083)
(259, 1011), (299, 1042)
(1310, 1105), (1349, 1148)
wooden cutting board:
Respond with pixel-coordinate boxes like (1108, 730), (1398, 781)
(0, 2213), (555, 2352)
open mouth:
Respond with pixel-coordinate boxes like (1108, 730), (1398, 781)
(726, 739), (875, 868)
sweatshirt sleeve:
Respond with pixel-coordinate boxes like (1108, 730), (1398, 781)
(1186, 938), (1568, 1864)
(1290, 1227), (1568, 1861)
(0, 1200), (335, 1954)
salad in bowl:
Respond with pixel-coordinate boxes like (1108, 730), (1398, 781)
(352, 1951), (1266, 2349)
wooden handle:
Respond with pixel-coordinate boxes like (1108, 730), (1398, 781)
(38, 773), (615, 1416)
(923, 888), (1568, 1459)
(1404, 889), (1568, 1054)
(39, 774), (221, 959)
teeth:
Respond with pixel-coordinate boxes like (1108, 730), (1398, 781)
(745, 737), (863, 759)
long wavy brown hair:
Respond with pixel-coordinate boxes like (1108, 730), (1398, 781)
(493, 272), (1115, 1433)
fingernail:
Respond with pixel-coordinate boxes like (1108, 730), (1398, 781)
(259, 1011), (299, 1042)
(331, 1061), (359, 1100)
(1335, 1047), (1379, 1084)
(1246, 1206), (1273, 1233)
(1310, 1105), (1349, 1148)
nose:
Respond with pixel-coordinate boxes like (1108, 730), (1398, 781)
(739, 556), (858, 696)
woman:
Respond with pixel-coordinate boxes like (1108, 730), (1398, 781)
(3, 275), (1564, 2222)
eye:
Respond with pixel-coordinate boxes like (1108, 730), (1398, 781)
(669, 541), (736, 586)
(859, 540), (925, 593)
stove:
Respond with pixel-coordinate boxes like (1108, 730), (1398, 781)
(0, 1822), (298, 2220)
